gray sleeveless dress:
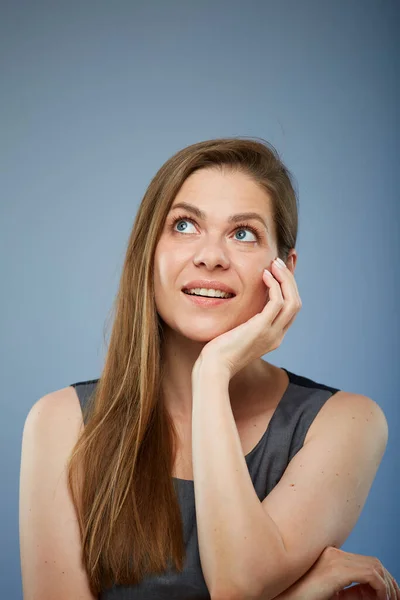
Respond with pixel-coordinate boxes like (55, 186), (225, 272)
(70, 368), (340, 599)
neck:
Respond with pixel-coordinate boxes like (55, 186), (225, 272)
(159, 327), (271, 421)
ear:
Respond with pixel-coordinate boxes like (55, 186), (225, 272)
(285, 249), (298, 275)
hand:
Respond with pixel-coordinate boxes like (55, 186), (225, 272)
(319, 547), (400, 600)
(196, 257), (302, 379)
(275, 546), (400, 600)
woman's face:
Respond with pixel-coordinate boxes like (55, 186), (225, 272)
(153, 168), (279, 343)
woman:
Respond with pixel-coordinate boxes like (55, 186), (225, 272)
(19, 138), (399, 599)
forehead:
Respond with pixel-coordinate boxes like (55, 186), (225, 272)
(169, 169), (273, 235)
(173, 168), (271, 206)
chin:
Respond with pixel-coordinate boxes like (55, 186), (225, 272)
(182, 323), (233, 343)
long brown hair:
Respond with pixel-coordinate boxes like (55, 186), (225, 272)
(67, 137), (299, 595)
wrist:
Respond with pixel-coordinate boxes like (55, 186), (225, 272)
(192, 354), (231, 382)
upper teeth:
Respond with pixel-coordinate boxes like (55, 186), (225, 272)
(185, 288), (233, 298)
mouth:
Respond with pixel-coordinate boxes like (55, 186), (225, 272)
(182, 289), (235, 299)
(181, 290), (236, 306)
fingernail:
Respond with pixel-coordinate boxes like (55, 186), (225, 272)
(264, 268), (272, 276)
(274, 258), (285, 269)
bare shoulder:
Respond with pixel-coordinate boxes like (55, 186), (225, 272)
(25, 384), (83, 433)
(20, 386), (95, 599)
(305, 389), (389, 448)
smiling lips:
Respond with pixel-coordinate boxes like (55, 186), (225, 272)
(181, 279), (236, 296)
(183, 289), (234, 298)
(182, 290), (235, 307)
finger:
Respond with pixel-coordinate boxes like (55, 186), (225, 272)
(384, 574), (395, 600)
(340, 571), (388, 600)
(262, 268), (285, 323)
(270, 260), (302, 319)
(361, 561), (396, 600)
(353, 582), (386, 599)
(269, 261), (301, 329)
(394, 576), (400, 599)
(386, 571), (400, 599)
(391, 573), (400, 599)
(282, 312), (298, 333)
(272, 258), (302, 305)
(369, 570), (392, 600)
(340, 583), (380, 599)
(328, 550), (394, 600)
(270, 259), (296, 301)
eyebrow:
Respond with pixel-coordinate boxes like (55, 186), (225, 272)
(169, 202), (269, 234)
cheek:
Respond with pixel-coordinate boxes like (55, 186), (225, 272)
(154, 251), (176, 292)
(247, 267), (271, 310)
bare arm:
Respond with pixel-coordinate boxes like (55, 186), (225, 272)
(191, 361), (388, 600)
(19, 387), (96, 600)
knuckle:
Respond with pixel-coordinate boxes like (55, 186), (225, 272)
(367, 564), (382, 580)
(372, 558), (385, 577)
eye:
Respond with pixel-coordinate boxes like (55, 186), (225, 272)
(172, 216), (197, 234)
(170, 215), (262, 243)
(233, 226), (259, 243)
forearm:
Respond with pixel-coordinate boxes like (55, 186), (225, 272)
(266, 570), (317, 600)
(267, 552), (344, 600)
(191, 361), (290, 599)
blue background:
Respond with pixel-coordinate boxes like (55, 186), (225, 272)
(2, 0), (399, 596)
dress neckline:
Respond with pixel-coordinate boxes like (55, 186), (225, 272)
(173, 367), (292, 484)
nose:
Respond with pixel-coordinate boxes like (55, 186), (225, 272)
(192, 238), (231, 270)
